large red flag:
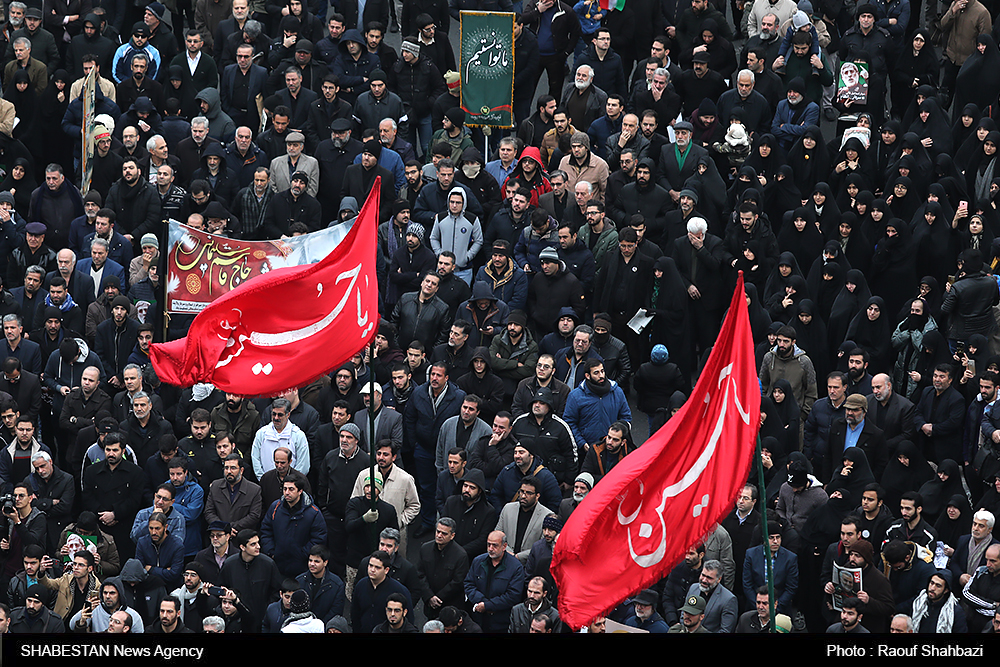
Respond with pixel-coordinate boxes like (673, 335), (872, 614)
(551, 272), (760, 629)
(150, 179), (381, 396)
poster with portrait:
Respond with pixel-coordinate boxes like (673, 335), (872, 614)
(63, 533), (98, 563)
(831, 562), (863, 610)
(837, 61), (869, 105)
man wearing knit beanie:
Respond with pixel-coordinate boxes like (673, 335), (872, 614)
(342, 137), (395, 218)
(415, 13), (455, 77)
(394, 36), (445, 157)
(558, 129), (610, 203)
(431, 107), (472, 163)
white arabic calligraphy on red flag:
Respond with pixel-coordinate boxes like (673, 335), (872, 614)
(551, 272), (760, 629)
(150, 179), (381, 396)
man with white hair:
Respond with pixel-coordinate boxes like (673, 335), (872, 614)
(950, 510), (999, 586)
(560, 65), (609, 134)
(716, 69), (772, 135)
(670, 216), (729, 369)
(45, 248), (96, 314)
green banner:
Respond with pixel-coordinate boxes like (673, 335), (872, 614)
(460, 11), (515, 128)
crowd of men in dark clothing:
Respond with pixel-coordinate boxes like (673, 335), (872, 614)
(3, 0), (1000, 638)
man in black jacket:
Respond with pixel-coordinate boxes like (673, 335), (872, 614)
(263, 172), (322, 236)
(828, 394), (889, 479)
(440, 467), (496, 559)
(388, 39), (445, 155)
(610, 159), (671, 237)
(82, 436), (144, 560)
(391, 271), (451, 352)
(105, 158), (162, 250)
(416, 517), (470, 616)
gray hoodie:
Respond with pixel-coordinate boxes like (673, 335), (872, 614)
(429, 187), (483, 270)
(194, 88), (236, 141)
(69, 576), (146, 633)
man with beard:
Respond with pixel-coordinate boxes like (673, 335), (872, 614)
(914, 364), (966, 464)
(911, 570), (968, 633)
(631, 71), (681, 142)
(827, 393), (888, 480)
(387, 224), (434, 311)
(473, 241), (526, 313)
(412, 159), (483, 227)
(657, 121), (708, 204)
(83, 437), (144, 560)
(580, 420), (631, 483)
(399, 162), (424, 210)
(440, 468), (495, 560)
(717, 70), (772, 137)
(565, 359), (630, 463)
(518, 95), (557, 150)
(759, 327), (816, 435)
(539, 305), (579, 357)
(89, 126), (125, 200)
(59, 366), (111, 454)
(625, 587), (670, 632)
(115, 126), (149, 163)
(115, 54), (163, 118)
(466, 411), (517, 492)
(211, 393), (260, 453)
(104, 158), (160, 250)
(341, 139), (395, 220)
(417, 517), (469, 617)
(592, 228), (651, 374)
(93, 296), (139, 388)
(263, 171), (321, 237)
(28, 166), (86, 256)
(70, 578), (145, 633)
(512, 354), (570, 419)
(527, 248), (586, 337)
(772, 77), (817, 151)
(221, 46), (268, 137)
(611, 156), (669, 238)
(314, 118), (362, 221)
(843, 539), (897, 632)
(684, 559), (737, 632)
(510, 388), (576, 490)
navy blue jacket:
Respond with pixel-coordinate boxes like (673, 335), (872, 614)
(295, 570), (346, 623)
(463, 550), (524, 633)
(260, 495), (328, 577)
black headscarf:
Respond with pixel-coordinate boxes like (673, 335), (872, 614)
(845, 296), (891, 370)
(787, 125), (830, 194)
(918, 460), (969, 524)
(955, 33), (1000, 119)
(778, 206), (824, 271)
(880, 440), (935, 511)
(828, 269), (872, 352)
(744, 132), (785, 181)
(934, 494), (975, 549)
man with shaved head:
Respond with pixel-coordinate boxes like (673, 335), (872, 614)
(866, 373), (915, 453)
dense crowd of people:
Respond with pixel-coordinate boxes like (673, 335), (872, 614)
(0, 0), (999, 637)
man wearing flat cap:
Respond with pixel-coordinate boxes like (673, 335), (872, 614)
(270, 130), (320, 197)
(828, 393), (888, 480)
(626, 588), (670, 632)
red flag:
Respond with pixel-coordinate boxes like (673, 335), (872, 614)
(150, 178), (381, 396)
(551, 273), (760, 629)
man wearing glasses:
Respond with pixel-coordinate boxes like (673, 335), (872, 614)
(37, 549), (101, 626)
(512, 354), (570, 418)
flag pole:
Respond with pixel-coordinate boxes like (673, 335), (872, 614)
(754, 433), (776, 632)
(368, 334), (378, 552)
(367, 184), (380, 553)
